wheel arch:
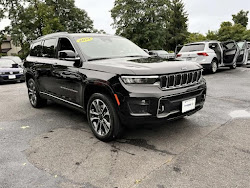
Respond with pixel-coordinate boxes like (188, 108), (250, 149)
(25, 72), (34, 86)
(83, 82), (119, 112)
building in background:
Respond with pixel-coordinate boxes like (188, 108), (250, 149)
(0, 36), (21, 56)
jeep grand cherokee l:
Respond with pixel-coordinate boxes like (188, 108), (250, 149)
(24, 32), (207, 141)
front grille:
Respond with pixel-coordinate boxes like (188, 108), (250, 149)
(160, 70), (202, 90)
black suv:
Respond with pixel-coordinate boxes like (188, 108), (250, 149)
(24, 32), (207, 141)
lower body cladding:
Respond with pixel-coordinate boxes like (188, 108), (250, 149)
(118, 84), (206, 126)
(0, 74), (25, 83)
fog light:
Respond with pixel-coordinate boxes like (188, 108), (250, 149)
(128, 99), (150, 115)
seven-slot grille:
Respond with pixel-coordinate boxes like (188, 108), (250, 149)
(160, 70), (202, 89)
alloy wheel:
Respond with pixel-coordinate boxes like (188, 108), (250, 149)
(28, 80), (37, 106)
(89, 99), (111, 136)
(212, 62), (217, 73)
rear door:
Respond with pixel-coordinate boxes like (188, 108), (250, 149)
(236, 41), (248, 65)
(221, 41), (240, 65)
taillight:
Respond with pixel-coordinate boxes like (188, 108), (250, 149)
(177, 54), (182, 57)
(197, 52), (209, 56)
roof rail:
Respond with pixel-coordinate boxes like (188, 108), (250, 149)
(36, 32), (69, 40)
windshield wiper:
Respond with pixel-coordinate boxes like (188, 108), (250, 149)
(88, 57), (114, 61)
(123, 55), (148, 58)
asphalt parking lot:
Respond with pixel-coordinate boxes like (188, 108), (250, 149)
(1, 67), (250, 188)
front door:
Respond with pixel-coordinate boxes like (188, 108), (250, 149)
(50, 37), (83, 106)
(221, 41), (240, 65)
(237, 41), (248, 65)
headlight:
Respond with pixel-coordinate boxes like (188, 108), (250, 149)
(19, 70), (24, 74)
(0, 72), (3, 75)
(121, 76), (160, 85)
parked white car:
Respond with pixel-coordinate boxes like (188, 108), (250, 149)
(1, 56), (23, 67)
(176, 41), (240, 73)
(149, 50), (175, 59)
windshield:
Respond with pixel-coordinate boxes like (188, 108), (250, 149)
(74, 36), (149, 60)
(180, 44), (205, 52)
(0, 59), (18, 68)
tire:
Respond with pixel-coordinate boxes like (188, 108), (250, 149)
(210, 60), (218, 73)
(87, 93), (123, 142)
(27, 78), (47, 108)
(230, 61), (237, 69)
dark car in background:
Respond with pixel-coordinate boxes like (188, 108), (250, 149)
(0, 58), (24, 83)
(24, 32), (207, 141)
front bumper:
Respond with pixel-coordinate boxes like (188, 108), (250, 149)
(117, 80), (206, 126)
(0, 74), (25, 83)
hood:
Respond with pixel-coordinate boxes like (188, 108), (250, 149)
(0, 67), (23, 73)
(84, 57), (202, 75)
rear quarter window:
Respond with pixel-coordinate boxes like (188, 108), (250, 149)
(43, 38), (57, 58)
(30, 41), (43, 57)
(180, 44), (205, 52)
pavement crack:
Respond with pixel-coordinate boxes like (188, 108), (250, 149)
(111, 144), (136, 156)
(116, 139), (176, 156)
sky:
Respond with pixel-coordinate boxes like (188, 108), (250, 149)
(0, 0), (250, 34)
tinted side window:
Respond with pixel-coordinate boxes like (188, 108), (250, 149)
(43, 38), (57, 58)
(30, 41), (43, 57)
(58, 38), (75, 52)
(209, 43), (218, 49)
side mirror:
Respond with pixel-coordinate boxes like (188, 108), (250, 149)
(58, 50), (78, 61)
(143, 49), (149, 54)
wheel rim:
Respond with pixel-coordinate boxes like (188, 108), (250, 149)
(28, 80), (37, 106)
(212, 62), (217, 72)
(233, 62), (236, 68)
(89, 99), (111, 136)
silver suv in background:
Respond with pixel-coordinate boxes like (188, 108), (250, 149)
(176, 41), (240, 73)
(149, 50), (175, 59)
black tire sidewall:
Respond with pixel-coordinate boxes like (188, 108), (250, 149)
(27, 78), (46, 108)
(87, 93), (120, 142)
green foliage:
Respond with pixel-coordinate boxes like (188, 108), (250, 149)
(111, 0), (188, 51)
(206, 30), (218, 40)
(217, 22), (246, 41)
(187, 33), (206, 43)
(165, 0), (188, 50)
(0, 0), (95, 58)
(232, 10), (249, 27)
(0, 8), (4, 20)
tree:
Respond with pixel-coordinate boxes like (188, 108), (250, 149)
(165, 0), (188, 50)
(0, 8), (4, 20)
(206, 30), (218, 40)
(232, 10), (249, 27)
(217, 21), (246, 41)
(45, 0), (94, 33)
(111, 0), (171, 50)
(0, 0), (95, 58)
(111, 0), (188, 51)
(0, 30), (7, 56)
(186, 32), (206, 43)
